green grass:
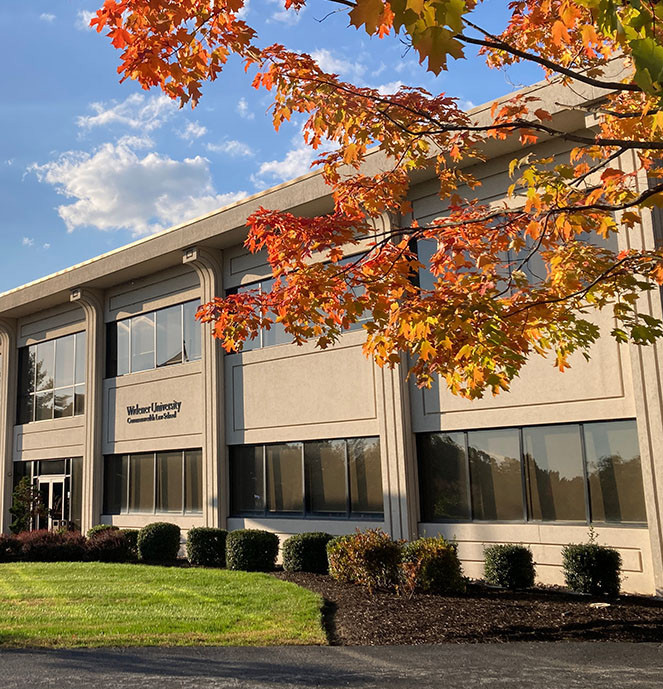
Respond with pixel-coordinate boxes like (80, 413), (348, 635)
(0, 562), (326, 648)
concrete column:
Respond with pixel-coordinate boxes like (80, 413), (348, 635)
(376, 361), (419, 541)
(0, 318), (17, 534)
(70, 288), (104, 533)
(182, 247), (225, 529)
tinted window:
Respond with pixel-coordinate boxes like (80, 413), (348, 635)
(230, 445), (264, 513)
(305, 439), (347, 514)
(266, 443), (303, 513)
(348, 437), (383, 514)
(156, 305), (183, 367)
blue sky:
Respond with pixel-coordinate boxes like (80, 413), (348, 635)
(1, 1), (541, 293)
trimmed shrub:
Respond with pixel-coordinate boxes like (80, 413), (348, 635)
(402, 536), (466, 594)
(282, 532), (333, 574)
(0, 534), (20, 562)
(87, 524), (118, 539)
(226, 529), (279, 572)
(327, 529), (402, 592)
(562, 542), (621, 597)
(186, 527), (228, 567)
(86, 529), (131, 562)
(137, 522), (181, 562)
(484, 544), (535, 590)
(17, 529), (87, 562)
(123, 529), (139, 559)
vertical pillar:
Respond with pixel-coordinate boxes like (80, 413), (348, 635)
(376, 361), (419, 541)
(183, 247), (225, 528)
(0, 318), (17, 533)
(70, 288), (104, 533)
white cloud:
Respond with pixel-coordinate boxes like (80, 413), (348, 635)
(178, 121), (208, 141)
(269, 0), (303, 24)
(236, 0), (250, 19)
(5, 159), (13, 166)
(77, 94), (176, 132)
(374, 80), (404, 95)
(253, 141), (318, 185)
(311, 49), (366, 79)
(459, 99), (476, 111)
(29, 136), (247, 236)
(75, 10), (96, 30)
(22, 237), (35, 247)
(206, 139), (255, 157)
(39, 13), (55, 22)
(236, 97), (255, 120)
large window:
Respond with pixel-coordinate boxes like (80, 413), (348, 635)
(106, 299), (201, 377)
(103, 449), (202, 515)
(230, 437), (383, 518)
(418, 420), (646, 525)
(17, 332), (86, 424)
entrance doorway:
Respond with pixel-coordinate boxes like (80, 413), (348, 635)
(36, 477), (68, 531)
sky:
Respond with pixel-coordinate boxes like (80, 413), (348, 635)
(0, 1), (542, 293)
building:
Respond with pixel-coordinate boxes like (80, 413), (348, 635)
(1, 74), (662, 596)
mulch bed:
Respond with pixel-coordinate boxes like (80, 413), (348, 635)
(273, 572), (663, 644)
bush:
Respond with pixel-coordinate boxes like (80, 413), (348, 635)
(0, 534), (20, 562)
(226, 529), (279, 572)
(484, 544), (535, 590)
(87, 524), (118, 539)
(123, 529), (139, 559)
(17, 530), (87, 562)
(137, 522), (181, 562)
(282, 532), (333, 574)
(402, 536), (466, 594)
(562, 542), (621, 597)
(186, 527), (228, 567)
(327, 529), (402, 592)
(86, 529), (131, 562)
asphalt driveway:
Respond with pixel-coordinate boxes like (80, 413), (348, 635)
(1, 643), (662, 688)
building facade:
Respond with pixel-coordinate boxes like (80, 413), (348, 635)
(2, 77), (663, 595)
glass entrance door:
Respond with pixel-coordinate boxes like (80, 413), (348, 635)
(36, 477), (68, 530)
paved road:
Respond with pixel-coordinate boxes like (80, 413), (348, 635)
(1, 643), (662, 688)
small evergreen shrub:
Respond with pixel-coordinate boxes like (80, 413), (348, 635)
(137, 522), (181, 562)
(282, 532), (333, 573)
(86, 529), (131, 562)
(123, 529), (139, 558)
(9, 477), (47, 534)
(327, 529), (402, 592)
(226, 529), (279, 572)
(17, 529), (87, 562)
(402, 536), (466, 594)
(186, 527), (228, 567)
(87, 524), (118, 539)
(562, 542), (621, 597)
(484, 544), (535, 590)
(0, 534), (20, 562)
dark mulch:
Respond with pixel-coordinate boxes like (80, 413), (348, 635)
(273, 572), (663, 645)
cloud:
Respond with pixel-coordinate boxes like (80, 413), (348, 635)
(22, 237), (35, 247)
(373, 80), (404, 95)
(459, 99), (476, 111)
(75, 10), (96, 30)
(236, 97), (255, 120)
(40, 13), (56, 22)
(43, 243), (51, 250)
(178, 121), (207, 141)
(29, 136), (247, 236)
(77, 94), (176, 132)
(311, 49), (366, 79)
(269, 0), (303, 24)
(236, 0), (250, 19)
(206, 139), (255, 158)
(253, 141), (318, 185)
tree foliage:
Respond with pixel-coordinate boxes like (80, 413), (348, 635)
(92, 0), (663, 397)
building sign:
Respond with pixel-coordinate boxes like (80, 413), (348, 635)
(126, 400), (183, 424)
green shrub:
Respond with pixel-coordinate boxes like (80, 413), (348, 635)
(327, 529), (402, 592)
(186, 527), (228, 567)
(122, 529), (139, 559)
(282, 532), (333, 573)
(226, 529), (279, 572)
(17, 529), (87, 561)
(86, 529), (130, 562)
(86, 524), (118, 539)
(137, 522), (181, 562)
(484, 544), (535, 590)
(0, 534), (20, 562)
(402, 536), (466, 594)
(562, 542), (621, 597)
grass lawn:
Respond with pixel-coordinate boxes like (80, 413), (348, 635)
(0, 562), (326, 648)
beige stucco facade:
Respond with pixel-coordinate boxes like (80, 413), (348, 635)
(1, 74), (662, 596)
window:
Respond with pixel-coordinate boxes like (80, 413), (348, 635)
(417, 420), (646, 525)
(102, 449), (203, 515)
(230, 437), (383, 518)
(106, 299), (201, 377)
(17, 332), (86, 424)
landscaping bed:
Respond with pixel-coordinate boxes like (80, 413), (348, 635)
(275, 572), (663, 645)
